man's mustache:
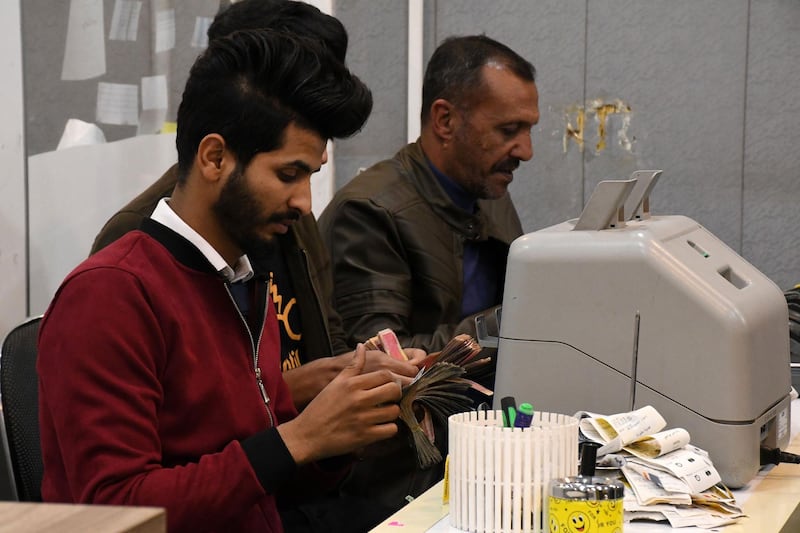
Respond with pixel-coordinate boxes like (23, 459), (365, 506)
(492, 159), (520, 174)
(265, 210), (302, 224)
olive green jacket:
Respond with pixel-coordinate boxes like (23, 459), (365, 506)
(318, 140), (523, 353)
(317, 141), (523, 516)
(90, 164), (350, 361)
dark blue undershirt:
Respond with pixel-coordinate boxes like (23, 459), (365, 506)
(428, 161), (499, 318)
(229, 282), (251, 318)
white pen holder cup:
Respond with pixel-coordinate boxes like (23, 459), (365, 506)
(448, 410), (579, 533)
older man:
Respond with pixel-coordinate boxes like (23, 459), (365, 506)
(319, 34), (539, 518)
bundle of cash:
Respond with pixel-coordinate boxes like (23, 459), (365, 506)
(402, 363), (472, 468)
(363, 328), (409, 361)
(367, 331), (493, 468)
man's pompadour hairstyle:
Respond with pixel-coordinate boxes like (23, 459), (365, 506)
(176, 29), (372, 178)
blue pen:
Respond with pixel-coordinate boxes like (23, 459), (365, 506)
(514, 403), (534, 428)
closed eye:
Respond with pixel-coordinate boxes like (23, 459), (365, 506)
(500, 125), (520, 136)
(278, 160), (318, 183)
(278, 170), (299, 183)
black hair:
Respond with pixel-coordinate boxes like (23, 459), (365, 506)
(207, 0), (348, 63)
(421, 35), (536, 124)
(175, 29), (372, 179)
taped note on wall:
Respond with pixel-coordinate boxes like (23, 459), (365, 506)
(155, 8), (176, 53)
(191, 17), (212, 49)
(141, 75), (167, 110)
(109, 0), (143, 42)
(62, 0), (106, 81)
(96, 82), (139, 126)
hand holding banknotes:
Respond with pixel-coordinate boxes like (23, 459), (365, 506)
(282, 344), (423, 408)
(366, 329), (493, 468)
(278, 344), (404, 464)
(361, 347), (426, 385)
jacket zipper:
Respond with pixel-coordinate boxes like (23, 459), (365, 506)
(255, 367), (272, 426)
(226, 279), (275, 427)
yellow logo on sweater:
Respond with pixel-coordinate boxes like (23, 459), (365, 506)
(269, 272), (301, 341)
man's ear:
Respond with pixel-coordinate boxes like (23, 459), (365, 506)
(196, 134), (235, 182)
(429, 99), (457, 141)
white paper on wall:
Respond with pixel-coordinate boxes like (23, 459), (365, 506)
(141, 75), (168, 110)
(302, 0), (332, 14)
(61, 0), (106, 81)
(96, 82), (139, 126)
(155, 8), (176, 53)
(109, 0), (143, 42)
(191, 16), (213, 49)
(57, 119), (106, 150)
(312, 140), (335, 217)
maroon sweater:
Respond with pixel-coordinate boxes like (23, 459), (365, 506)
(38, 222), (320, 532)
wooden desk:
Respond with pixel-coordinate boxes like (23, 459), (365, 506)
(372, 402), (800, 532)
(0, 502), (165, 533)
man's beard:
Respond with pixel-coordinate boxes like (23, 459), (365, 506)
(212, 164), (295, 267)
(451, 129), (519, 200)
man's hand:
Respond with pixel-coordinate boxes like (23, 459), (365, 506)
(360, 347), (424, 386)
(277, 344), (402, 464)
(403, 348), (426, 368)
(283, 347), (426, 409)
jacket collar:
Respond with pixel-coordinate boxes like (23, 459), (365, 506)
(150, 198), (254, 283)
(428, 160), (477, 214)
(397, 140), (512, 242)
(140, 217), (225, 277)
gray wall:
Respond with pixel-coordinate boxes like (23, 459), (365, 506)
(14, 0), (800, 294)
(334, 0), (800, 290)
(21, 0), (222, 157)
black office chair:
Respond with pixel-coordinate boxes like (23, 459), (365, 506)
(0, 316), (44, 501)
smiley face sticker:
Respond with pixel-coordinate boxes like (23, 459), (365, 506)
(548, 496), (623, 533)
(568, 511), (589, 532)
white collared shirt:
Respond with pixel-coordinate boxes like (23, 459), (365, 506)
(151, 198), (254, 283)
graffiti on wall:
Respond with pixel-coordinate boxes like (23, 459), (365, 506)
(564, 98), (633, 154)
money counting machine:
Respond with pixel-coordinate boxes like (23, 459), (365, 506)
(493, 171), (792, 488)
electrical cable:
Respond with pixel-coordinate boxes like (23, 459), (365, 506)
(760, 446), (800, 466)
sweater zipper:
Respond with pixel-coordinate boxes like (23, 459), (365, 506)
(227, 279), (275, 427)
(255, 367), (272, 427)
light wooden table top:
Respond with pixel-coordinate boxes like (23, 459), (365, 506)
(0, 502), (165, 533)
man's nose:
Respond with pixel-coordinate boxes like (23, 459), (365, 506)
(288, 178), (312, 216)
(510, 132), (533, 161)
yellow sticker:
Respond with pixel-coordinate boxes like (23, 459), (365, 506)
(547, 496), (623, 533)
(442, 454), (450, 504)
